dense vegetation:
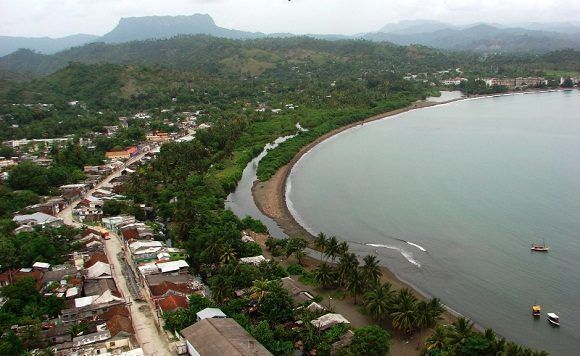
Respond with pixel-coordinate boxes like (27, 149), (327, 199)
(0, 35), (570, 354)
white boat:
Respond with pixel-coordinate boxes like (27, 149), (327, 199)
(531, 239), (549, 252)
(547, 312), (560, 326)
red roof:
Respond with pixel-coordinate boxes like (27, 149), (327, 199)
(126, 146), (138, 154)
(106, 314), (134, 337)
(97, 305), (130, 321)
(149, 281), (193, 298)
(158, 295), (189, 312)
(121, 228), (139, 240)
(82, 227), (103, 238)
(85, 252), (109, 268)
(0, 270), (44, 289)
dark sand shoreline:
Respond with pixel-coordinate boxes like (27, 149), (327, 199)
(251, 87), (572, 302)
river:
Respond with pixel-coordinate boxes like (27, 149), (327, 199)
(286, 90), (580, 354)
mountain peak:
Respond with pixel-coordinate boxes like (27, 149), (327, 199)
(101, 13), (223, 43)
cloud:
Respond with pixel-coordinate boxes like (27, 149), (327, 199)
(0, 0), (579, 37)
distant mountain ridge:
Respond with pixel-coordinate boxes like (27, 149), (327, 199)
(1, 15), (580, 58)
(0, 34), (99, 57)
(365, 20), (580, 53)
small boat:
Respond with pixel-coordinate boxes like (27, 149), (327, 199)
(547, 313), (560, 327)
(531, 239), (549, 252)
(532, 305), (541, 317)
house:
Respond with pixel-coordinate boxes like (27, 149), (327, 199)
(83, 278), (120, 298)
(180, 318), (272, 356)
(60, 184), (87, 195)
(149, 281), (195, 300)
(106, 314), (135, 339)
(85, 261), (112, 279)
(12, 212), (63, 228)
(158, 295), (189, 313)
(310, 313), (350, 331)
(105, 146), (138, 160)
(196, 308), (226, 321)
(239, 255), (267, 265)
(84, 252), (109, 269)
(156, 260), (189, 274)
(0, 268), (43, 288)
(280, 277), (314, 306)
(32, 262), (51, 271)
(60, 300), (126, 324)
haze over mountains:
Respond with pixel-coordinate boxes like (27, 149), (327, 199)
(1, 14), (580, 57)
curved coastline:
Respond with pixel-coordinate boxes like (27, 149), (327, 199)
(251, 88), (571, 243)
(251, 87), (575, 320)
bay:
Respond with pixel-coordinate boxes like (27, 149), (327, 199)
(287, 90), (580, 354)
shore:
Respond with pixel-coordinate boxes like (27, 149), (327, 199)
(251, 87), (571, 243)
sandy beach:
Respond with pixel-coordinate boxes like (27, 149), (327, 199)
(250, 88), (575, 353)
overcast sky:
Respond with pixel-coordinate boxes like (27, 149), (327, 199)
(1, 0), (579, 38)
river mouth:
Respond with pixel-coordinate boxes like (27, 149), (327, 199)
(285, 90), (580, 354)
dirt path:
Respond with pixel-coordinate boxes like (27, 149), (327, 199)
(104, 231), (173, 356)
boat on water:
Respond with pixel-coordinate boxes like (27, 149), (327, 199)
(547, 313), (560, 326)
(532, 305), (541, 317)
(531, 239), (549, 252)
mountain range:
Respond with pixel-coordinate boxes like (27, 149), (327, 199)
(1, 15), (580, 57)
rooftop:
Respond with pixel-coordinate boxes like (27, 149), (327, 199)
(180, 318), (271, 356)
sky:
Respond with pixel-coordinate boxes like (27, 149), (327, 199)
(1, 0), (580, 38)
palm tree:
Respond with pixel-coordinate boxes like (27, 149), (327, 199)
(337, 252), (359, 287)
(251, 278), (271, 304)
(203, 243), (222, 264)
(337, 241), (349, 257)
(447, 317), (474, 350)
(210, 275), (233, 303)
(363, 282), (394, 322)
(294, 249), (307, 266)
(424, 325), (449, 352)
(313, 263), (335, 289)
(219, 243), (237, 265)
(427, 297), (445, 323)
(391, 290), (418, 333)
(314, 232), (328, 260)
(324, 236), (340, 262)
(414, 300), (433, 331)
(361, 254), (381, 288)
(346, 268), (365, 305)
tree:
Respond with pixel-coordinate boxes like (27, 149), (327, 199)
(7, 162), (50, 195)
(258, 280), (294, 323)
(390, 289), (417, 333)
(347, 268), (365, 305)
(209, 275), (233, 304)
(363, 282), (394, 322)
(314, 263), (336, 289)
(561, 77), (574, 88)
(447, 317), (474, 350)
(424, 325), (449, 352)
(337, 241), (349, 257)
(285, 237), (307, 265)
(361, 255), (381, 288)
(220, 243), (237, 265)
(349, 325), (391, 356)
(337, 252), (358, 287)
(314, 232), (328, 260)
(415, 300), (433, 331)
(324, 236), (341, 262)
(250, 278), (271, 304)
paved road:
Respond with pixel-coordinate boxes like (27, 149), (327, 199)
(58, 151), (148, 226)
(57, 151), (174, 355)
